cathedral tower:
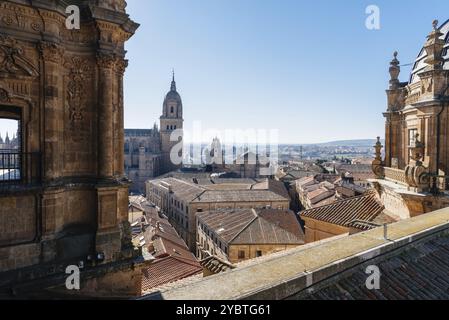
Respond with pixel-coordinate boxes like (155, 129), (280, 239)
(160, 72), (184, 173)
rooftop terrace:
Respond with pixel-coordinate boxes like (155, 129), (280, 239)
(142, 207), (449, 300)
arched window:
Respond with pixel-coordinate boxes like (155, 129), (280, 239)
(167, 125), (169, 130)
(170, 106), (174, 113)
(174, 125), (176, 130)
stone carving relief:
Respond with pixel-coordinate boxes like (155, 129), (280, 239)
(96, 0), (127, 12)
(0, 3), (44, 34)
(39, 42), (65, 64)
(0, 34), (38, 78)
(0, 87), (10, 102)
(64, 56), (93, 143)
(405, 133), (430, 190)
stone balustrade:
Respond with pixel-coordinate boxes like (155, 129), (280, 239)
(384, 167), (408, 185)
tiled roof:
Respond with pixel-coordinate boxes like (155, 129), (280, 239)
(307, 188), (335, 204)
(300, 231), (449, 300)
(296, 176), (316, 188)
(151, 177), (205, 201)
(313, 195), (336, 208)
(197, 208), (304, 245)
(150, 177), (290, 203)
(336, 164), (372, 173)
(192, 189), (288, 203)
(152, 235), (197, 263)
(141, 257), (202, 292)
(300, 192), (384, 227)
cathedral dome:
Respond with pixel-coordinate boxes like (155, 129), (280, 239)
(410, 19), (449, 84)
(163, 73), (183, 105)
(164, 90), (182, 103)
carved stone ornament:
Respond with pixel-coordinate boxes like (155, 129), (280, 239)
(39, 42), (65, 64)
(0, 87), (10, 102)
(0, 34), (38, 77)
(372, 136), (385, 178)
(64, 57), (92, 141)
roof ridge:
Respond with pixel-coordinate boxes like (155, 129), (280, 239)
(171, 255), (202, 268)
(228, 213), (259, 244)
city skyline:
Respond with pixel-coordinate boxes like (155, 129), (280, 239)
(123, 0), (449, 144)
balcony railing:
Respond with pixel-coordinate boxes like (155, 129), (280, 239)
(384, 167), (407, 185)
(0, 151), (41, 189)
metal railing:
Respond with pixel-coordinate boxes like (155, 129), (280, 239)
(0, 151), (41, 189)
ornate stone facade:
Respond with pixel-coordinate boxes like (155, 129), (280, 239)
(371, 20), (449, 219)
(0, 0), (143, 297)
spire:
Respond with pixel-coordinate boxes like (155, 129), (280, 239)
(0, 133), (3, 144)
(5, 132), (10, 144)
(170, 69), (176, 91)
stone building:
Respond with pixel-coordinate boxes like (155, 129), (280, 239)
(371, 20), (449, 219)
(124, 74), (184, 194)
(124, 126), (162, 194)
(0, 131), (19, 150)
(146, 177), (291, 252)
(0, 0), (144, 298)
(196, 208), (304, 263)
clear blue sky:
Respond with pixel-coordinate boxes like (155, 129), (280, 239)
(1, 1), (447, 144)
(123, 0), (448, 144)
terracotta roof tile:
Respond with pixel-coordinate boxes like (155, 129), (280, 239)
(141, 257), (202, 292)
(197, 208), (305, 245)
(300, 192), (384, 227)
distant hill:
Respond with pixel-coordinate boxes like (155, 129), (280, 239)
(316, 139), (382, 147)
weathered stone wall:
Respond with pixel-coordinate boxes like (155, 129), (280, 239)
(302, 217), (349, 243)
(0, 0), (139, 293)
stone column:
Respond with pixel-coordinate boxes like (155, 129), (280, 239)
(39, 42), (64, 182)
(97, 53), (116, 179)
(114, 59), (128, 177)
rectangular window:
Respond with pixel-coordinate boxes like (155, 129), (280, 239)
(409, 129), (418, 147)
(256, 250), (263, 257)
(238, 250), (245, 259)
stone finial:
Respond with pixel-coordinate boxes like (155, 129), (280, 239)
(372, 137), (384, 178)
(389, 51), (400, 89)
(424, 19), (445, 69)
(374, 137), (383, 161)
(432, 19), (439, 31)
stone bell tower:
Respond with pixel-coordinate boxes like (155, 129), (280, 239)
(0, 0), (144, 298)
(160, 71), (184, 173)
(371, 20), (449, 220)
